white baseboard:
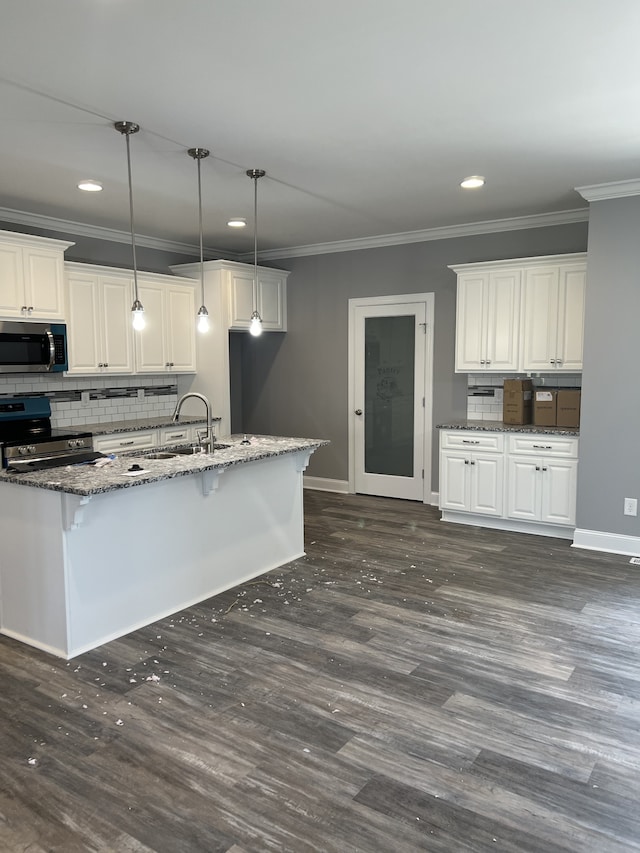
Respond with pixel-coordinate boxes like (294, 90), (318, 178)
(572, 528), (640, 557)
(441, 510), (575, 540)
(303, 476), (349, 494)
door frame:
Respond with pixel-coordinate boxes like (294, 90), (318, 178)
(348, 292), (435, 503)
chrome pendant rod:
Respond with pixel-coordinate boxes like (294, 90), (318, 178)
(247, 169), (265, 334)
(115, 121), (141, 305)
(248, 168), (265, 289)
(188, 147), (210, 320)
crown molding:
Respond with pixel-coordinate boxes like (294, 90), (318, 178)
(248, 208), (590, 261)
(0, 206), (240, 260)
(0, 204), (589, 264)
(575, 179), (640, 202)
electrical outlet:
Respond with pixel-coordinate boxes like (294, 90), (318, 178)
(137, 388), (145, 401)
(630, 557), (640, 565)
(81, 391), (90, 405)
(624, 497), (638, 517)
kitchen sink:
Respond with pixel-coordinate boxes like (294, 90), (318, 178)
(170, 443), (230, 455)
(144, 451), (178, 460)
(132, 444), (232, 460)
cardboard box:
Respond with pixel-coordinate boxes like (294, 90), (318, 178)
(503, 379), (533, 425)
(556, 389), (581, 428)
(533, 389), (558, 426)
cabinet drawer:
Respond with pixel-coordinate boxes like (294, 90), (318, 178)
(159, 425), (195, 446)
(440, 430), (504, 453)
(93, 430), (158, 453)
(508, 435), (578, 458)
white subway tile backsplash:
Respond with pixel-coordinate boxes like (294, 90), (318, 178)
(0, 373), (179, 428)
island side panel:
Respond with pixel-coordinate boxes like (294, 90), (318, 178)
(0, 483), (70, 657)
(64, 451), (308, 658)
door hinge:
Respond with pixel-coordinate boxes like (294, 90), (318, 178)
(421, 469), (424, 479)
(422, 396), (425, 408)
(419, 322), (427, 334)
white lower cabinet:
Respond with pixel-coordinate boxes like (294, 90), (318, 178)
(93, 423), (206, 455)
(93, 430), (158, 454)
(439, 429), (579, 538)
(439, 431), (504, 516)
(506, 435), (578, 526)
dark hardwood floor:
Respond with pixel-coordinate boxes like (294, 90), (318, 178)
(1, 490), (640, 852)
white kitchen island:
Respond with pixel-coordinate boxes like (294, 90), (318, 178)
(0, 435), (327, 659)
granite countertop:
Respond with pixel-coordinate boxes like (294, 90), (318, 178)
(85, 415), (219, 436)
(0, 435), (330, 497)
(436, 419), (580, 437)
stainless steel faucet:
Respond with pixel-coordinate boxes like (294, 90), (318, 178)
(172, 392), (214, 452)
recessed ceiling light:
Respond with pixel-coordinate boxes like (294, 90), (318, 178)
(77, 180), (103, 192)
(460, 175), (485, 189)
(227, 217), (246, 228)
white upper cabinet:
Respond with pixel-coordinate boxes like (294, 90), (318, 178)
(65, 265), (134, 375)
(451, 253), (587, 373)
(135, 276), (196, 373)
(454, 269), (521, 372)
(0, 231), (73, 320)
(522, 263), (586, 372)
(227, 266), (288, 331)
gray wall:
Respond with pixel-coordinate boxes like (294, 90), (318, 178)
(239, 223), (588, 489)
(576, 196), (640, 537)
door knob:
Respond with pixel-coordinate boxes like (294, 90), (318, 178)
(355, 409), (362, 415)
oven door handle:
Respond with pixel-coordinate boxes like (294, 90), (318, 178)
(45, 329), (55, 370)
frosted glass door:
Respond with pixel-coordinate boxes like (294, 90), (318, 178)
(364, 315), (415, 477)
(354, 302), (425, 500)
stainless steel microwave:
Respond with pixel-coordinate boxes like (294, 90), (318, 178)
(0, 321), (68, 373)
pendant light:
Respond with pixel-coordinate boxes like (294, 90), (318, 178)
(246, 168), (265, 336)
(114, 121), (145, 330)
(188, 147), (210, 333)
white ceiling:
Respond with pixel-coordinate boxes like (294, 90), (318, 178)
(1, 0), (639, 259)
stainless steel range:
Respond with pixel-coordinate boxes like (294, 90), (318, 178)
(0, 397), (101, 472)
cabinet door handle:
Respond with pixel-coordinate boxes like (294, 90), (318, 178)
(480, 360), (485, 365)
(355, 409), (363, 415)
(532, 444), (553, 450)
(98, 363), (103, 368)
(464, 459), (469, 465)
(485, 359), (491, 364)
(536, 466), (541, 471)
(462, 439), (480, 445)
(542, 467), (548, 472)
(21, 305), (27, 313)
(470, 460), (475, 465)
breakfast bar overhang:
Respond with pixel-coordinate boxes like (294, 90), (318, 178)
(0, 436), (327, 659)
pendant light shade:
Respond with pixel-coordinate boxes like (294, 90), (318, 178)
(114, 121), (145, 331)
(188, 147), (210, 333)
(247, 168), (265, 337)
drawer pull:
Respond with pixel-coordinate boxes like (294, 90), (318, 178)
(120, 440), (135, 446)
(462, 439), (480, 445)
(532, 444), (553, 450)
